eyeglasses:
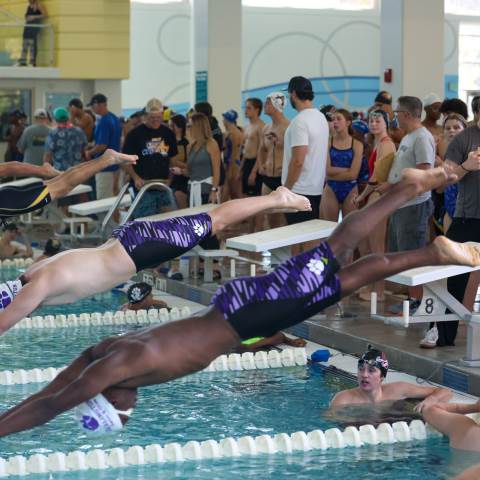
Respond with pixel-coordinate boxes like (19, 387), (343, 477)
(393, 109), (408, 114)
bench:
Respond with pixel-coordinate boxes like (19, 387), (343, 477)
(371, 242), (480, 367)
(226, 219), (338, 269)
(68, 194), (131, 217)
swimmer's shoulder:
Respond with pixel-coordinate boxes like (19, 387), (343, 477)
(330, 387), (361, 407)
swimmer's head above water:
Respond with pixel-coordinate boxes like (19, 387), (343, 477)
(357, 346), (389, 391)
(74, 387), (137, 435)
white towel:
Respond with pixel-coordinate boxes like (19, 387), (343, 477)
(189, 176), (213, 207)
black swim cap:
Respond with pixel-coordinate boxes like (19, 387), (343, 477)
(358, 346), (389, 377)
(44, 238), (61, 256)
(127, 282), (152, 304)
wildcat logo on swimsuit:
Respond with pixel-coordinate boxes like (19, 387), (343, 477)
(193, 223), (205, 237)
(129, 287), (143, 302)
(306, 259), (325, 275)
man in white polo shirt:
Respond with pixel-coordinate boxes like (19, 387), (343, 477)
(282, 76), (329, 228)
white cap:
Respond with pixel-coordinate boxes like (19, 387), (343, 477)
(423, 93), (441, 108)
(0, 280), (23, 310)
(74, 393), (133, 435)
(266, 91), (287, 112)
(33, 108), (48, 118)
(145, 98), (163, 114)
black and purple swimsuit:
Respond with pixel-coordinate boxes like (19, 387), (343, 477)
(111, 213), (212, 271)
(212, 242), (341, 340)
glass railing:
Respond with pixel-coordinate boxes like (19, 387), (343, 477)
(0, 21), (54, 67)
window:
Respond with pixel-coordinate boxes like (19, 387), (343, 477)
(0, 88), (32, 143)
(459, 23), (480, 115)
(242, 0), (375, 9)
(445, 0), (480, 16)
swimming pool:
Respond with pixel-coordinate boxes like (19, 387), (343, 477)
(0, 362), (463, 479)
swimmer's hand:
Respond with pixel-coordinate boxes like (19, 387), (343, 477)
(170, 167), (182, 176)
(414, 396), (442, 413)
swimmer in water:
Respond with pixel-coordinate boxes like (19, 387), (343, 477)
(0, 186), (312, 333)
(0, 166), (478, 437)
(120, 282), (169, 311)
(328, 347), (452, 423)
(0, 149), (137, 221)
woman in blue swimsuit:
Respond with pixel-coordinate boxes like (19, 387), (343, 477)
(321, 109), (364, 223)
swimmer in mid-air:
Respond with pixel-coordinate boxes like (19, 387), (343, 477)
(0, 186), (311, 331)
(0, 166), (478, 437)
(0, 149), (138, 220)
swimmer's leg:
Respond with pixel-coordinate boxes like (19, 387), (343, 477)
(338, 236), (480, 297)
(0, 161), (58, 179)
(209, 186), (311, 235)
(327, 167), (456, 263)
(45, 149), (137, 199)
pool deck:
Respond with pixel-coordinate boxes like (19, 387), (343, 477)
(144, 271), (480, 398)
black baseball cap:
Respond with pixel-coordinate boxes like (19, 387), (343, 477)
(374, 91), (392, 105)
(68, 98), (83, 109)
(87, 93), (108, 106)
(285, 76), (313, 94)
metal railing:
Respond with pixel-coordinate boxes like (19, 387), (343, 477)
(101, 181), (176, 235)
(0, 8), (54, 67)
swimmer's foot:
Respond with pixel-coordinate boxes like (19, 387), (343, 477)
(41, 162), (61, 178)
(104, 149), (138, 166)
(402, 166), (457, 195)
(432, 236), (480, 267)
(269, 187), (311, 212)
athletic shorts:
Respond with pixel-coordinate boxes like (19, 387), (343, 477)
(242, 158), (262, 196)
(0, 182), (51, 218)
(262, 175), (282, 192)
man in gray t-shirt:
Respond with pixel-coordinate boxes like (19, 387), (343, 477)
(435, 99), (480, 347)
(17, 108), (50, 166)
(382, 97), (435, 312)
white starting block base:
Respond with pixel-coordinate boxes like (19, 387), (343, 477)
(371, 246), (480, 367)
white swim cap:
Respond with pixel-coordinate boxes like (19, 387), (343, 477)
(266, 92), (287, 112)
(0, 280), (22, 310)
(74, 393), (133, 435)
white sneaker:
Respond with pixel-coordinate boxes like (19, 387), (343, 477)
(419, 326), (438, 348)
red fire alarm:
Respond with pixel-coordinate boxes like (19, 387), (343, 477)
(384, 68), (393, 83)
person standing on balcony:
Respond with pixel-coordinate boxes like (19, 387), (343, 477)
(18, 0), (47, 67)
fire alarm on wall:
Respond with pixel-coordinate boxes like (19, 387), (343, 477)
(384, 68), (393, 83)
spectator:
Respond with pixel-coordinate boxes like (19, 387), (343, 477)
(371, 90), (405, 144)
(171, 112), (221, 207)
(18, 0), (47, 67)
(123, 98), (177, 218)
(320, 105), (336, 136)
(120, 282), (168, 312)
(422, 93), (443, 139)
(168, 114), (189, 209)
(122, 111), (143, 146)
(44, 107), (87, 171)
(385, 96), (435, 314)
(85, 93), (122, 199)
(194, 102), (224, 151)
(282, 76), (329, 236)
(222, 109), (243, 200)
(68, 98), (94, 142)
(34, 238), (61, 263)
(321, 109), (363, 224)
(468, 95), (480, 127)
(434, 97), (480, 347)
(17, 108), (50, 166)
(353, 109), (396, 302)
(4, 110), (27, 163)
(0, 223), (33, 260)
(439, 98), (468, 121)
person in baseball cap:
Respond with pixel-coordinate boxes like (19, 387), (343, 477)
(422, 93), (442, 137)
(87, 93), (108, 107)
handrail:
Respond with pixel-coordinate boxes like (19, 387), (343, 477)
(100, 182), (131, 235)
(122, 181), (176, 225)
(100, 181), (176, 235)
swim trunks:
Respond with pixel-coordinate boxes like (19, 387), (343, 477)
(212, 242), (341, 340)
(111, 213), (213, 271)
(0, 182), (51, 219)
(242, 158), (262, 196)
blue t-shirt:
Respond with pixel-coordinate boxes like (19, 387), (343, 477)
(45, 126), (87, 171)
(94, 111), (122, 172)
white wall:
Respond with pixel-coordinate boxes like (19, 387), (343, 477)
(122, 2), (469, 113)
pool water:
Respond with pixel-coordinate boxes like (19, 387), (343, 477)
(0, 361), (468, 480)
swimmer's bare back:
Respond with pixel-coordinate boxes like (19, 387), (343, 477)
(91, 309), (238, 388)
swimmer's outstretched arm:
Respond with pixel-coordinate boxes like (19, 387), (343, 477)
(0, 349), (130, 437)
(454, 464), (480, 480)
(0, 278), (50, 335)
